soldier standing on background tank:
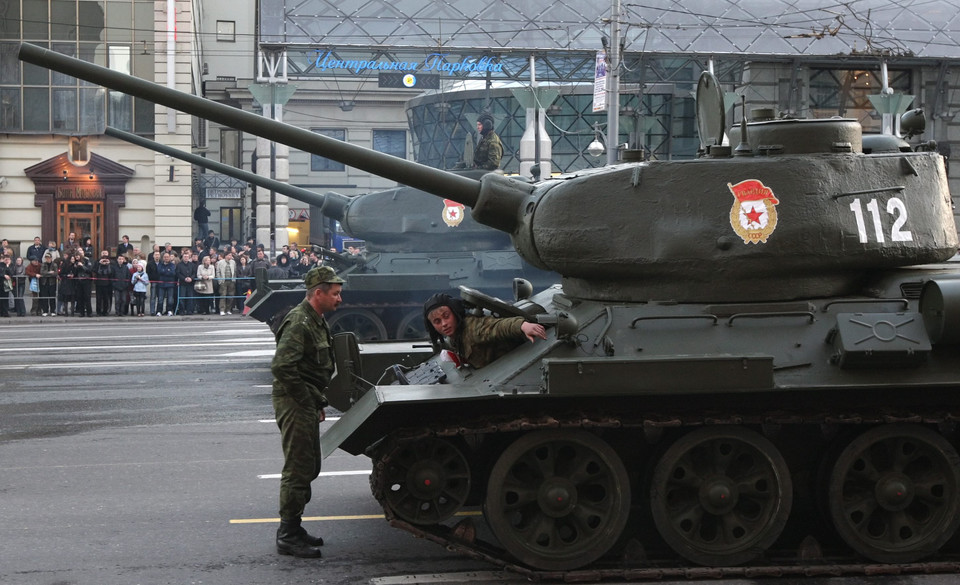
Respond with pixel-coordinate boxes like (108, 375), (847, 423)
(473, 112), (502, 170)
(423, 293), (545, 368)
(271, 265), (344, 558)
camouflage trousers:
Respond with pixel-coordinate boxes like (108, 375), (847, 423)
(273, 393), (322, 520)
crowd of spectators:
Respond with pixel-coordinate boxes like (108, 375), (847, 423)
(0, 233), (324, 318)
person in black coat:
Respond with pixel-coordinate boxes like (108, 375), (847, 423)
(80, 236), (94, 260)
(0, 256), (11, 317)
(146, 251), (161, 315)
(58, 255), (77, 315)
(26, 237), (45, 263)
(111, 255), (131, 316)
(73, 250), (94, 317)
(95, 250), (114, 315)
(203, 230), (220, 252)
(194, 203), (211, 240)
(117, 235), (134, 257)
(176, 250), (198, 315)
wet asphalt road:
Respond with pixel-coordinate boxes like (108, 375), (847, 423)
(0, 316), (487, 584)
(1, 316), (958, 585)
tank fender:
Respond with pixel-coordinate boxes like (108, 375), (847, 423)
(543, 355), (775, 395)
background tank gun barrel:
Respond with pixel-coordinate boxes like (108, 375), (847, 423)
(104, 127), (506, 252)
(104, 126), (351, 218)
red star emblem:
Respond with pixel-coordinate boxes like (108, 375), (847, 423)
(744, 207), (764, 225)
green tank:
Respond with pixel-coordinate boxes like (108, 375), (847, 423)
(22, 43), (960, 579)
(100, 127), (556, 340)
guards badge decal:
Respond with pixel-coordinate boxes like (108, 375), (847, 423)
(727, 179), (779, 244)
(442, 199), (465, 227)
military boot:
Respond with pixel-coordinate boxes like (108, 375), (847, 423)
(298, 524), (324, 547)
(276, 517), (323, 558)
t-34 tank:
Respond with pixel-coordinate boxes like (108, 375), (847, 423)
(23, 43), (960, 579)
(258, 172), (556, 340)
(100, 127), (555, 340)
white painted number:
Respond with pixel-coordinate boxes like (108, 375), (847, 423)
(887, 198), (913, 242)
(849, 197), (913, 244)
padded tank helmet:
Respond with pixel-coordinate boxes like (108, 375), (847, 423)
(422, 293), (466, 349)
(477, 112), (494, 134)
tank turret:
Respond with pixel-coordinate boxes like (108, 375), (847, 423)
(19, 43), (957, 305)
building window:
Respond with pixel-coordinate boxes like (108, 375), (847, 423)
(373, 129), (406, 159)
(216, 20), (236, 43)
(310, 129), (346, 172)
(220, 128), (241, 167)
(0, 0), (154, 135)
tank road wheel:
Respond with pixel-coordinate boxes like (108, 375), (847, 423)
(650, 427), (793, 566)
(827, 424), (960, 563)
(327, 308), (388, 341)
(395, 309), (428, 339)
(484, 430), (630, 571)
(380, 437), (471, 525)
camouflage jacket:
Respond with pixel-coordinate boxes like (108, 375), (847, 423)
(448, 315), (525, 368)
(473, 131), (503, 170)
(271, 299), (334, 408)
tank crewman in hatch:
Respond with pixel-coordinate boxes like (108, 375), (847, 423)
(473, 112), (503, 171)
(423, 293), (546, 369)
(271, 265), (344, 558)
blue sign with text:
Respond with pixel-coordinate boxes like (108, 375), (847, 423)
(313, 51), (503, 76)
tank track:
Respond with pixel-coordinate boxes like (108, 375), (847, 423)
(369, 408), (960, 581)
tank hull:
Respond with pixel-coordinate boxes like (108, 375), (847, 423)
(324, 264), (960, 576)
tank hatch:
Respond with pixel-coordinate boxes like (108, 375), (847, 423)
(696, 71), (726, 152)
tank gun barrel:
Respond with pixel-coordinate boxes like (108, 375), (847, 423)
(103, 126), (353, 218)
(18, 43), (482, 210)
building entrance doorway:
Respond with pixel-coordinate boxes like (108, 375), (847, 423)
(25, 152), (134, 256)
(59, 201), (104, 254)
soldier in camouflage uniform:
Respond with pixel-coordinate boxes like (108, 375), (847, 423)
(473, 112), (503, 171)
(271, 265), (344, 558)
(423, 293), (546, 368)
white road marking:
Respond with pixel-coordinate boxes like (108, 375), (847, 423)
(0, 356), (272, 370)
(2, 327), (273, 344)
(0, 340), (273, 353)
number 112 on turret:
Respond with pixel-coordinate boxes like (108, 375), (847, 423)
(848, 197), (913, 244)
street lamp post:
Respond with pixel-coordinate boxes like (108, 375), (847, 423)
(606, 0), (621, 166)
